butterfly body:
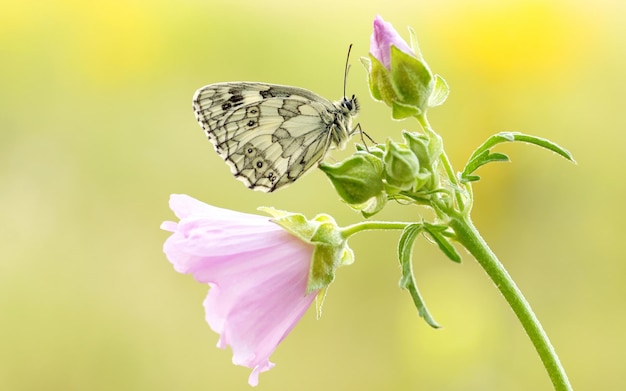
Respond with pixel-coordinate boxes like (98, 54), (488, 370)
(193, 82), (359, 192)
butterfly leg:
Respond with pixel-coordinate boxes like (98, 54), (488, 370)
(352, 123), (377, 151)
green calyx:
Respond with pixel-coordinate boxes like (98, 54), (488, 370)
(259, 207), (354, 317)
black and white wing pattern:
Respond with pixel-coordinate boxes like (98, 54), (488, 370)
(192, 82), (359, 192)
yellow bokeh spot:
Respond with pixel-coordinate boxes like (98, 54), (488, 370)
(0, 0), (165, 86)
(439, 1), (591, 79)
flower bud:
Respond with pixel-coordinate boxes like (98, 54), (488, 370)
(383, 139), (421, 190)
(402, 130), (442, 168)
(366, 15), (435, 119)
(319, 153), (384, 205)
(363, 16), (449, 119)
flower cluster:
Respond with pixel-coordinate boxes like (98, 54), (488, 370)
(321, 130), (443, 216)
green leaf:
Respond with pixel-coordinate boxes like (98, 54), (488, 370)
(423, 223), (462, 263)
(397, 223), (441, 328)
(461, 131), (576, 183)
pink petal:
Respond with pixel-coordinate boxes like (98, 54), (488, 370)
(370, 15), (415, 69)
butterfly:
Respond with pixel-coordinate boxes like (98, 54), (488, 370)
(192, 46), (361, 192)
(192, 82), (360, 192)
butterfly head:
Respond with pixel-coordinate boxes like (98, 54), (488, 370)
(340, 94), (360, 117)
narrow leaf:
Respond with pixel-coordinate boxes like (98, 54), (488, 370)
(462, 131), (576, 182)
(397, 224), (441, 328)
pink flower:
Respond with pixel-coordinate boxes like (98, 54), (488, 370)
(161, 194), (317, 387)
(370, 15), (415, 69)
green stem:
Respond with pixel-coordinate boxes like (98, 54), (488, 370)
(340, 221), (409, 238)
(449, 215), (573, 391)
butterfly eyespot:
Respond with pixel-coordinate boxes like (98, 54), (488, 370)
(243, 144), (256, 156)
(247, 120), (256, 127)
(252, 157), (266, 171)
(221, 102), (232, 110)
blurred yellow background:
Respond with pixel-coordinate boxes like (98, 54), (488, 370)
(2, 0), (625, 389)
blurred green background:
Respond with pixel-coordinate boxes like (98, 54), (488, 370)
(2, 0), (625, 389)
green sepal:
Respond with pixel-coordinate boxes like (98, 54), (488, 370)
(428, 75), (450, 108)
(308, 242), (340, 294)
(312, 246), (354, 316)
(389, 45), (434, 119)
(258, 207), (316, 241)
(365, 54), (395, 104)
(391, 100), (422, 120)
(314, 286), (329, 319)
(359, 191), (388, 218)
(397, 223), (441, 328)
(307, 215), (352, 294)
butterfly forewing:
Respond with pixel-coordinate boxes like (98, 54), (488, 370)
(193, 82), (358, 192)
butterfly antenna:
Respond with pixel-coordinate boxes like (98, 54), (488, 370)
(343, 44), (353, 98)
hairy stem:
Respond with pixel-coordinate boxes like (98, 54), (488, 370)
(449, 215), (573, 391)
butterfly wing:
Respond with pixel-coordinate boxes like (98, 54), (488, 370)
(193, 82), (338, 192)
